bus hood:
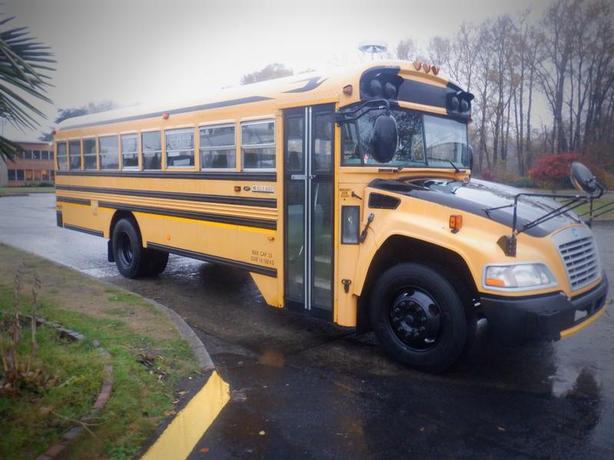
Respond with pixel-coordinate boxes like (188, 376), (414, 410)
(370, 177), (579, 237)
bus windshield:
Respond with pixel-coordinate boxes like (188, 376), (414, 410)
(341, 108), (470, 168)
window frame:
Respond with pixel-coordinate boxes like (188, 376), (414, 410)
(98, 134), (120, 170)
(56, 141), (68, 171)
(164, 127), (195, 169)
(141, 129), (163, 171)
(241, 119), (276, 172)
(120, 132), (139, 170)
(199, 122), (237, 171)
(68, 139), (82, 170)
(82, 137), (98, 170)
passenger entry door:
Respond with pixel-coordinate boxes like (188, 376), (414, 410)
(284, 105), (334, 319)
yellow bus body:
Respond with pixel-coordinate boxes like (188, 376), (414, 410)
(54, 60), (608, 370)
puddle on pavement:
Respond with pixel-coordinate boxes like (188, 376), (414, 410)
(258, 349), (285, 368)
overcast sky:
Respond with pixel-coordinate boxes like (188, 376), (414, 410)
(4, 0), (548, 141)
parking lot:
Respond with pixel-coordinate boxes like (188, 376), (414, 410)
(1, 193), (613, 459)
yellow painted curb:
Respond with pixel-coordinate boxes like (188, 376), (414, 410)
(560, 301), (608, 339)
(141, 371), (230, 460)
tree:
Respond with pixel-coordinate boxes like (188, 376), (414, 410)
(396, 39), (417, 61)
(39, 100), (116, 141)
(240, 63), (293, 85)
(0, 16), (54, 161)
(536, 0), (579, 153)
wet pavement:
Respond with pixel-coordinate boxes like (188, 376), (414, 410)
(1, 193), (613, 459)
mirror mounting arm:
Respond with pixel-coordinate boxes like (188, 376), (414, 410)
(334, 99), (391, 125)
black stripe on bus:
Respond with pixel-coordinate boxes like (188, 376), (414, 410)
(60, 95), (273, 129)
(63, 223), (104, 237)
(55, 185), (277, 208)
(98, 201), (277, 230)
(55, 170), (277, 181)
(148, 242), (277, 278)
(57, 197), (91, 206)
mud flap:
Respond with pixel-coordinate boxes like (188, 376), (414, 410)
(107, 240), (114, 262)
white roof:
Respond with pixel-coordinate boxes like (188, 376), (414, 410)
(57, 70), (323, 131)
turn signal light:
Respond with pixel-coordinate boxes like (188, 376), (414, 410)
(485, 277), (506, 287)
(449, 215), (463, 233)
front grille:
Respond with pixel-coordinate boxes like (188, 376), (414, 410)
(556, 231), (601, 291)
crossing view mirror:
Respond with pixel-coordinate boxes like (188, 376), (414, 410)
(370, 113), (398, 163)
(570, 161), (598, 194)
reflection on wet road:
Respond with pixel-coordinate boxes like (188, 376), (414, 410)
(1, 194), (613, 458)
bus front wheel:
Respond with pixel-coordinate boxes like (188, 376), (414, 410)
(112, 218), (147, 279)
(369, 263), (467, 373)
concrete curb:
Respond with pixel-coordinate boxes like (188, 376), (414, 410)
(142, 297), (215, 372)
(141, 369), (230, 460)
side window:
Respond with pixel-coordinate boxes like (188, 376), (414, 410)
(313, 111), (333, 172)
(56, 142), (68, 171)
(99, 135), (119, 169)
(142, 131), (162, 170)
(241, 120), (275, 170)
(200, 124), (235, 169)
(8, 170), (15, 180)
(83, 138), (97, 170)
(121, 134), (138, 169)
(16, 170), (24, 180)
(285, 115), (304, 173)
(165, 128), (194, 168)
(33, 150), (41, 160)
(68, 141), (81, 169)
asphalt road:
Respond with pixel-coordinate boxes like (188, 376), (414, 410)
(1, 193), (614, 459)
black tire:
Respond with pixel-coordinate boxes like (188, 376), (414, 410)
(112, 218), (147, 279)
(145, 249), (169, 276)
(369, 263), (467, 373)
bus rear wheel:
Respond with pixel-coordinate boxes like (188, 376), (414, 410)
(369, 263), (467, 373)
(112, 218), (147, 279)
(145, 249), (169, 276)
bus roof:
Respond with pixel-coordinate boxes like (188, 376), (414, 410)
(57, 60), (454, 132)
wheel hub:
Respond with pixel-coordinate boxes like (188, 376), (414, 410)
(119, 233), (133, 264)
(389, 289), (441, 349)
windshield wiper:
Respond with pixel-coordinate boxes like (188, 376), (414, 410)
(448, 160), (461, 173)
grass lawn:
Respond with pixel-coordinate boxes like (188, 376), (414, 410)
(555, 197), (614, 220)
(0, 244), (201, 459)
(0, 186), (55, 196)
(523, 189), (614, 220)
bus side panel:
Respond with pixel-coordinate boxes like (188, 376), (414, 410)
(57, 201), (114, 238)
(250, 273), (281, 307)
(132, 211), (280, 292)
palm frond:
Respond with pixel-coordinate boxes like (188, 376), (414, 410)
(0, 15), (54, 161)
(0, 135), (23, 160)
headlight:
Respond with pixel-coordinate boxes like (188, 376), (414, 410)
(484, 263), (556, 290)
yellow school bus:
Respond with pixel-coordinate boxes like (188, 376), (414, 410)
(54, 60), (609, 371)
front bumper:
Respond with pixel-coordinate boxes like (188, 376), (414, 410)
(478, 274), (609, 344)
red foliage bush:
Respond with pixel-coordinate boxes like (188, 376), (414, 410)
(529, 152), (590, 189)
(478, 169), (495, 181)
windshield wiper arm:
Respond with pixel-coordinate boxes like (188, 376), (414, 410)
(448, 160), (460, 173)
